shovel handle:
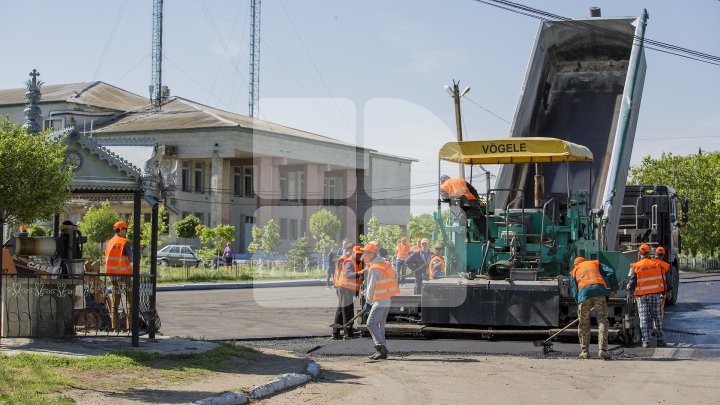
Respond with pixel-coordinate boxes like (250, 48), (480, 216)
(543, 317), (580, 344)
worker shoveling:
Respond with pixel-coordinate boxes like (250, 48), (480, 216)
(533, 318), (580, 355)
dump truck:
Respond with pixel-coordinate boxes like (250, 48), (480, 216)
(376, 11), (652, 343)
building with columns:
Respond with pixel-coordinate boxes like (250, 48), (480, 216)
(0, 80), (414, 253)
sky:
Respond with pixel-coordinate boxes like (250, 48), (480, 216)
(2, 0), (718, 215)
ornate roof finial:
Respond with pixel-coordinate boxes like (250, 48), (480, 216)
(24, 69), (43, 134)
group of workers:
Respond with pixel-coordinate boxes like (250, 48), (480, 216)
(330, 237), (446, 360)
(569, 243), (672, 359)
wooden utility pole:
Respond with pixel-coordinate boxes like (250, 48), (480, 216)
(451, 80), (465, 179)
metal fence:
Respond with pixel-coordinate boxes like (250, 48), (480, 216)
(678, 256), (720, 271)
(1, 273), (157, 338)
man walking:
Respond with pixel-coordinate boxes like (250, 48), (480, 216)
(629, 244), (668, 348)
(104, 221), (133, 331)
(332, 245), (363, 339)
(396, 236), (411, 285)
(569, 256), (617, 359)
(362, 242), (399, 360)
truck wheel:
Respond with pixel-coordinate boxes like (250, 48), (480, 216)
(159, 259), (169, 268)
(666, 266), (679, 306)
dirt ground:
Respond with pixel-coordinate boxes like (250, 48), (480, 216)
(256, 354), (720, 405)
(61, 348), (311, 404)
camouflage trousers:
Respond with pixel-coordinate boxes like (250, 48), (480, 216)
(578, 296), (609, 352)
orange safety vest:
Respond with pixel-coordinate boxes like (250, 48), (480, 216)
(333, 254), (347, 286)
(370, 261), (400, 300)
(428, 255), (446, 280)
(397, 243), (411, 260)
(631, 258), (665, 296)
(104, 235), (132, 274)
(336, 258), (362, 292)
(653, 259), (670, 275)
(569, 260), (607, 291)
(440, 178), (477, 200)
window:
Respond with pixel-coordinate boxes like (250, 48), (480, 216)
(181, 161), (191, 192)
(324, 177), (343, 205)
(289, 219), (298, 240)
(182, 211), (190, 219)
(280, 218), (288, 239)
(195, 212), (204, 224)
(233, 166), (255, 197)
(280, 170), (304, 201)
(244, 167), (254, 197)
(194, 162), (204, 193)
(244, 216), (255, 224)
(44, 118), (63, 131)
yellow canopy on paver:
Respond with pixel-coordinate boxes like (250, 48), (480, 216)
(438, 137), (593, 164)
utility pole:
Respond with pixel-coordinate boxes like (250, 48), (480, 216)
(248, 0), (261, 118)
(446, 80), (470, 179)
(150, 0), (164, 111)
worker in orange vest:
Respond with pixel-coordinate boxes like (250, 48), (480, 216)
(104, 221), (133, 331)
(362, 242), (399, 360)
(428, 246), (446, 279)
(332, 245), (363, 340)
(396, 236), (411, 286)
(653, 246), (673, 303)
(628, 244), (667, 348)
(569, 257), (617, 359)
(439, 175), (486, 233)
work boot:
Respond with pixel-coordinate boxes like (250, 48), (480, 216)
(598, 350), (610, 360)
(657, 340), (667, 347)
(368, 345), (383, 360)
(578, 350), (590, 359)
(379, 345), (389, 357)
(641, 342), (650, 348)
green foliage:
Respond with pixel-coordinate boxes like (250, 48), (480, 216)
(285, 234), (317, 271)
(407, 213), (435, 242)
(248, 219), (281, 255)
(629, 151), (720, 255)
(27, 223), (48, 237)
(359, 215), (405, 256)
(309, 209), (342, 254)
(194, 223), (236, 265)
(173, 214), (200, 240)
(78, 201), (119, 244)
(0, 116), (72, 225)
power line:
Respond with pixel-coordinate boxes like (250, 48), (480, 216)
(461, 95), (511, 125)
(474, 0), (720, 67)
(93, 0), (130, 81)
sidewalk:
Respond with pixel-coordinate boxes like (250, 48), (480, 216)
(0, 336), (320, 404)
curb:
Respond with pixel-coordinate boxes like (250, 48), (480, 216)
(159, 279), (325, 292)
(193, 360), (321, 405)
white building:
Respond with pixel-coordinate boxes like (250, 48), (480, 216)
(0, 81), (414, 253)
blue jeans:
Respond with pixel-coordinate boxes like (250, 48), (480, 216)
(396, 259), (407, 285)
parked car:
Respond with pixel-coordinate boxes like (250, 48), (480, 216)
(156, 245), (201, 267)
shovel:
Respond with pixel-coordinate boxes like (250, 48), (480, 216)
(329, 308), (368, 330)
(533, 318), (580, 355)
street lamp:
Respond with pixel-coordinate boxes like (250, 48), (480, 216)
(446, 80), (470, 179)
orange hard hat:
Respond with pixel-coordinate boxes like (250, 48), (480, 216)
(114, 221), (128, 230)
(19, 225), (28, 232)
(363, 242), (379, 254)
(352, 245), (363, 254)
(655, 246), (666, 255)
(574, 257), (585, 266)
(639, 244), (651, 254)
(401, 236), (407, 242)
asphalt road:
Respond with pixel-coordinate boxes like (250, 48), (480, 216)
(157, 273), (720, 358)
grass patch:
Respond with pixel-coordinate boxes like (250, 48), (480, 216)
(0, 342), (254, 404)
(156, 265), (326, 284)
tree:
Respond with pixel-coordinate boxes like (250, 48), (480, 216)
(407, 213), (435, 242)
(173, 214), (200, 242)
(195, 223), (236, 266)
(360, 215), (404, 256)
(309, 209), (342, 255)
(247, 219), (281, 256)
(285, 234), (317, 271)
(0, 116), (72, 228)
(78, 201), (120, 260)
(629, 151), (720, 256)
(27, 223), (48, 237)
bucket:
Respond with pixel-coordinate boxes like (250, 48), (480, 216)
(66, 259), (85, 276)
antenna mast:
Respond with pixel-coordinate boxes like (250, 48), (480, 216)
(150, 0), (164, 111)
(248, 0), (261, 118)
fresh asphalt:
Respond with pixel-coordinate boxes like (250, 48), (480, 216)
(156, 272), (720, 359)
